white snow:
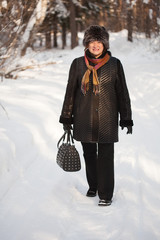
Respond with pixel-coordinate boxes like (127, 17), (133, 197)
(54, 0), (68, 18)
(143, 0), (149, 4)
(2, 0), (7, 9)
(36, 0), (48, 22)
(0, 30), (160, 240)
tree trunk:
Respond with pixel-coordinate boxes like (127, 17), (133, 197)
(135, 0), (143, 32)
(21, 0), (48, 56)
(53, 18), (58, 48)
(45, 31), (52, 49)
(144, 3), (151, 38)
(69, 0), (78, 49)
(62, 20), (67, 49)
(127, 7), (133, 42)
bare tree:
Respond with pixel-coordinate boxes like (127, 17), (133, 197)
(20, 0), (48, 55)
(0, 0), (48, 75)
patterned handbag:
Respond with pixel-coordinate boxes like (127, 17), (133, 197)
(56, 130), (81, 172)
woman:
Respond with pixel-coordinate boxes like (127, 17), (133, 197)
(59, 25), (133, 206)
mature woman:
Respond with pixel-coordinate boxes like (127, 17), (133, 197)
(59, 25), (133, 206)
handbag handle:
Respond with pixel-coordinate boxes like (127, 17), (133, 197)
(57, 130), (74, 148)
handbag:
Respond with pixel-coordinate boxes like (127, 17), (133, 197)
(56, 130), (81, 172)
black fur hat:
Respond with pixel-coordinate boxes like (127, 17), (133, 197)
(83, 25), (109, 50)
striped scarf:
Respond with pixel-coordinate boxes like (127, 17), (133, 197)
(81, 52), (110, 95)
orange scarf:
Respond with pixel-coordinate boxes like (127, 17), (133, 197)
(81, 52), (110, 95)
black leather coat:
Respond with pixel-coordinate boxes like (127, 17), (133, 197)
(59, 53), (133, 143)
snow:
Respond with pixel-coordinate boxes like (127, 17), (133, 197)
(36, 0), (48, 22)
(0, 30), (160, 240)
(2, 0), (7, 9)
(54, 0), (68, 18)
(143, 0), (149, 4)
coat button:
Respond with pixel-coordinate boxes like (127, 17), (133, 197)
(96, 108), (98, 112)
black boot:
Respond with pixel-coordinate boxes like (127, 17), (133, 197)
(98, 199), (112, 206)
(86, 188), (97, 197)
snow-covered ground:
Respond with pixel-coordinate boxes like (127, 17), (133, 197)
(0, 30), (160, 240)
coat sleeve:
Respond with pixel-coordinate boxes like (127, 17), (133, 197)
(59, 58), (78, 124)
(116, 59), (133, 127)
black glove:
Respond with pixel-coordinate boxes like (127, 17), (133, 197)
(121, 126), (132, 134)
(63, 124), (72, 132)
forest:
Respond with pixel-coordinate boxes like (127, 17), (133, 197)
(0, 0), (159, 78)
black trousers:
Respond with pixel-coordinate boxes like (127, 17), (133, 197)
(81, 142), (114, 200)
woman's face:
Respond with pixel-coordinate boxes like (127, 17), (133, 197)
(88, 41), (104, 58)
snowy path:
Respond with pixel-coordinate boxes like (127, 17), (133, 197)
(0, 32), (160, 240)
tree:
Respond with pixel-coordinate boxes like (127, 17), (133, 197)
(69, 0), (78, 49)
(21, 0), (48, 55)
(40, 0), (69, 49)
(127, 1), (134, 42)
(0, 0), (48, 75)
